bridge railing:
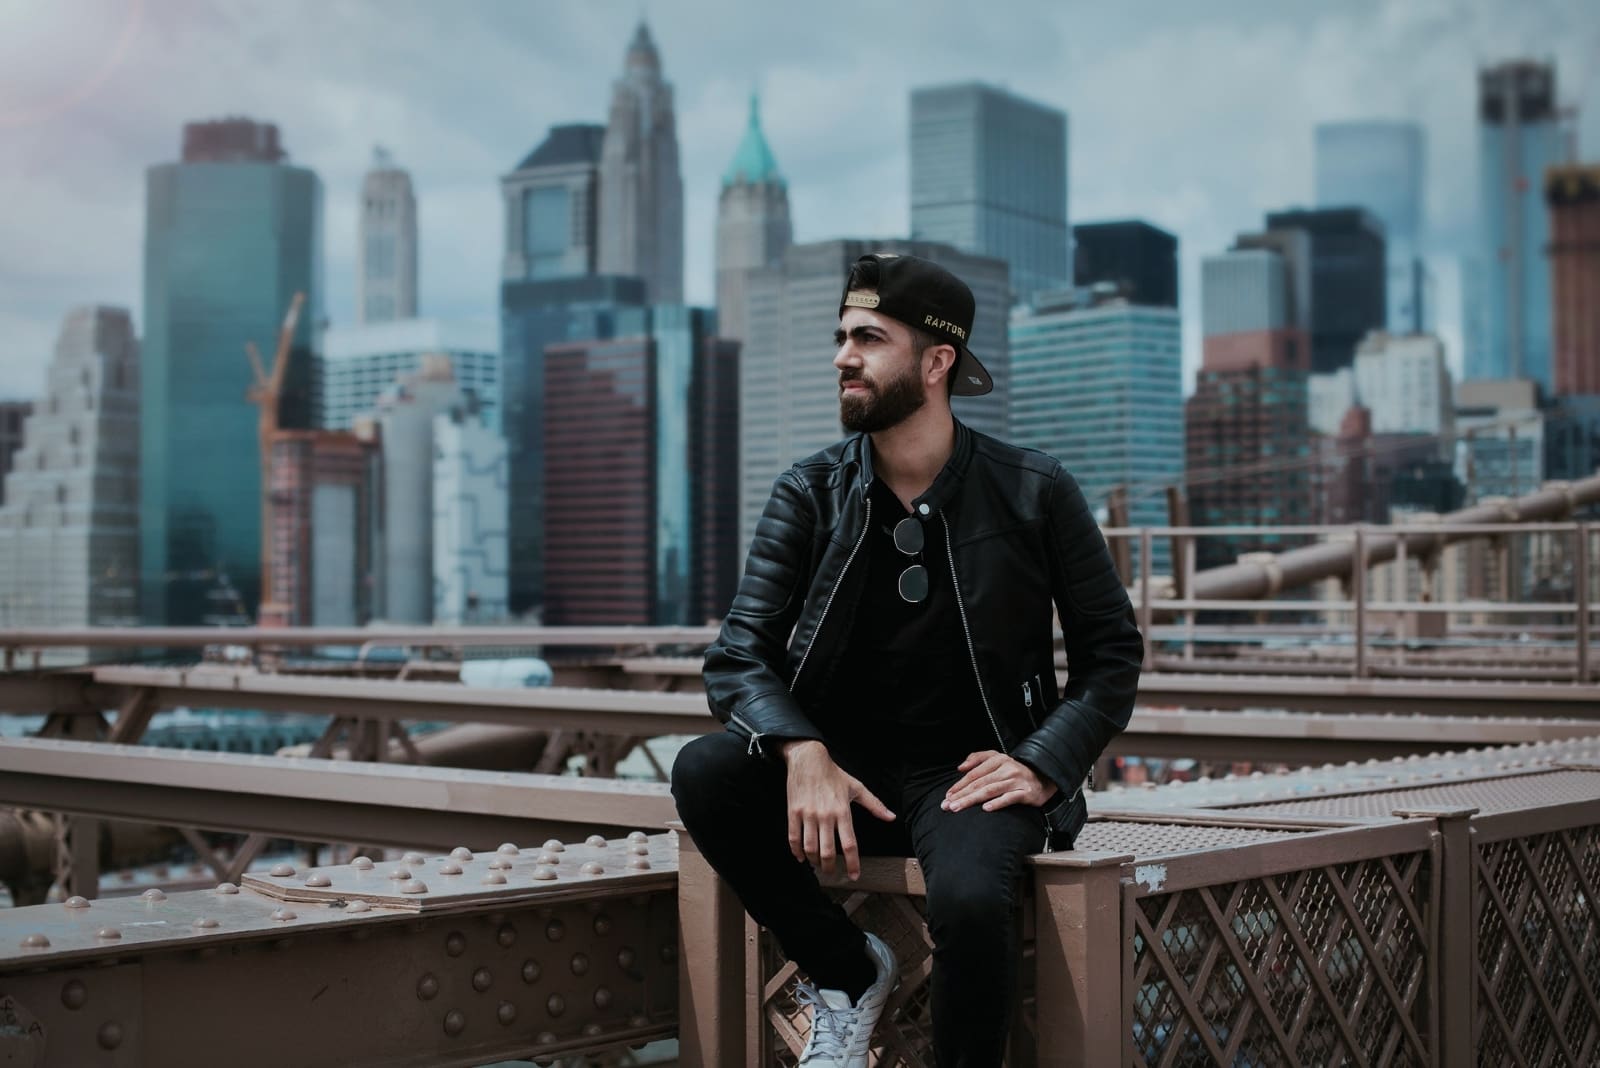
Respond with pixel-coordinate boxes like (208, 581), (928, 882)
(1103, 520), (1597, 683)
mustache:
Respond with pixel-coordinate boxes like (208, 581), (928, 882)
(839, 371), (872, 389)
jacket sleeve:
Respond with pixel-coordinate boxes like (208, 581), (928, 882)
(701, 470), (828, 757)
(1010, 464), (1144, 801)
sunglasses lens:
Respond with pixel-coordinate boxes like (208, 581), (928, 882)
(898, 564), (929, 603)
(893, 517), (924, 555)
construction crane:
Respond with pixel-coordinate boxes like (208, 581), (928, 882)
(244, 292), (306, 627)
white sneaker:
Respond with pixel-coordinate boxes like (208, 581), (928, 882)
(796, 931), (897, 1066)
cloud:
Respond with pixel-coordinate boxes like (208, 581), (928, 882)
(0, 0), (1596, 402)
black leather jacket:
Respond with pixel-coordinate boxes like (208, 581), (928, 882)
(702, 419), (1143, 849)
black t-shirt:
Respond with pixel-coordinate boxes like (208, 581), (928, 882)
(826, 478), (996, 769)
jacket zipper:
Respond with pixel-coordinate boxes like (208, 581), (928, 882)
(790, 496), (871, 692)
(735, 497), (874, 758)
(941, 513), (1007, 756)
(943, 514), (1055, 850)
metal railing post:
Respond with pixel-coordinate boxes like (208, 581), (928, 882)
(1353, 526), (1368, 679)
(1032, 852), (1132, 1066)
(1392, 806), (1478, 1066)
(1577, 522), (1591, 683)
(1183, 538), (1197, 661)
(1139, 528), (1153, 669)
(671, 822), (746, 1067)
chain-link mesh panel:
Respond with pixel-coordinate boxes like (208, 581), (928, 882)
(1130, 851), (1432, 1067)
(1474, 826), (1600, 1067)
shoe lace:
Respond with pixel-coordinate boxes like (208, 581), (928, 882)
(795, 982), (858, 1061)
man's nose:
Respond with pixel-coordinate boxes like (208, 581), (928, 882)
(833, 340), (862, 372)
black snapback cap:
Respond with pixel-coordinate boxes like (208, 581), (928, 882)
(838, 253), (993, 397)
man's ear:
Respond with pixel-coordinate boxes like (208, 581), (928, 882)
(925, 344), (958, 390)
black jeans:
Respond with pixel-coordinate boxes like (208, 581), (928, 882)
(671, 730), (1047, 1068)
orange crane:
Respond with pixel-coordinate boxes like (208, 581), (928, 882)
(245, 292), (306, 627)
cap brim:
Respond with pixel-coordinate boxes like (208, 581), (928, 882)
(951, 344), (993, 397)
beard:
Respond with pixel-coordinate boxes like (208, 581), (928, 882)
(839, 360), (927, 433)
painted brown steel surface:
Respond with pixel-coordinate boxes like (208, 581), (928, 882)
(0, 837), (678, 1067)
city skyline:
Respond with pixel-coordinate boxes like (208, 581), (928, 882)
(2, 1), (1594, 402)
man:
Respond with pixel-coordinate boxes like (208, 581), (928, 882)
(672, 253), (1143, 1066)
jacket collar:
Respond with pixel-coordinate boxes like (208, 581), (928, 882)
(850, 417), (976, 517)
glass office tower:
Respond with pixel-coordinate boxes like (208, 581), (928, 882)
(911, 83), (1069, 303)
(141, 119), (322, 624)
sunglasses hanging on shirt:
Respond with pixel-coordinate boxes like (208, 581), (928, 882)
(892, 516), (929, 604)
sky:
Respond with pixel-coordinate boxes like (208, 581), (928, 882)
(1, 0), (1597, 402)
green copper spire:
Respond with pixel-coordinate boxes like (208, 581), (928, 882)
(722, 93), (784, 188)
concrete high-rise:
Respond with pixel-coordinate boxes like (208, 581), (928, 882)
(1072, 221), (1178, 308)
(321, 319), (500, 432)
(1479, 61), (1564, 388)
(1315, 121), (1426, 333)
(598, 23), (684, 303)
(0, 307), (140, 631)
(141, 118), (322, 624)
(739, 239), (1009, 551)
(1010, 288), (1182, 574)
(1261, 208), (1387, 374)
(433, 402), (509, 625)
(716, 94), (792, 342)
(372, 356), (466, 623)
(1546, 164), (1600, 396)
(911, 83), (1069, 303)
(542, 307), (736, 625)
(502, 124), (605, 282)
(0, 401), (30, 505)
(1351, 333), (1455, 440)
(358, 147), (418, 324)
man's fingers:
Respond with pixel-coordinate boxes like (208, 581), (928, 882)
(945, 756), (1004, 801)
(957, 750), (996, 772)
(981, 789), (1029, 812)
(788, 810), (805, 864)
(802, 819), (819, 869)
(852, 782), (897, 822)
(837, 822), (861, 881)
(816, 816), (837, 876)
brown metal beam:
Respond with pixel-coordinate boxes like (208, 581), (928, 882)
(0, 738), (675, 851)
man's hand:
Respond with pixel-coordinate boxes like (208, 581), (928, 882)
(783, 740), (896, 880)
(942, 750), (1059, 812)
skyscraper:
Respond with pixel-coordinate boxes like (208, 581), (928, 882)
(1010, 288), (1182, 574)
(598, 22), (684, 303)
(911, 83), (1069, 303)
(501, 119), (648, 615)
(1546, 163), (1600, 396)
(1479, 60), (1564, 388)
(358, 147), (418, 324)
(0, 307), (140, 631)
(141, 118), (322, 624)
(716, 94), (792, 342)
(502, 124), (605, 282)
(738, 239), (1010, 551)
(500, 275), (648, 615)
(1186, 246), (1313, 567)
(1315, 121), (1426, 333)
(1261, 208), (1387, 374)
(1072, 221), (1178, 308)
(542, 306), (736, 625)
